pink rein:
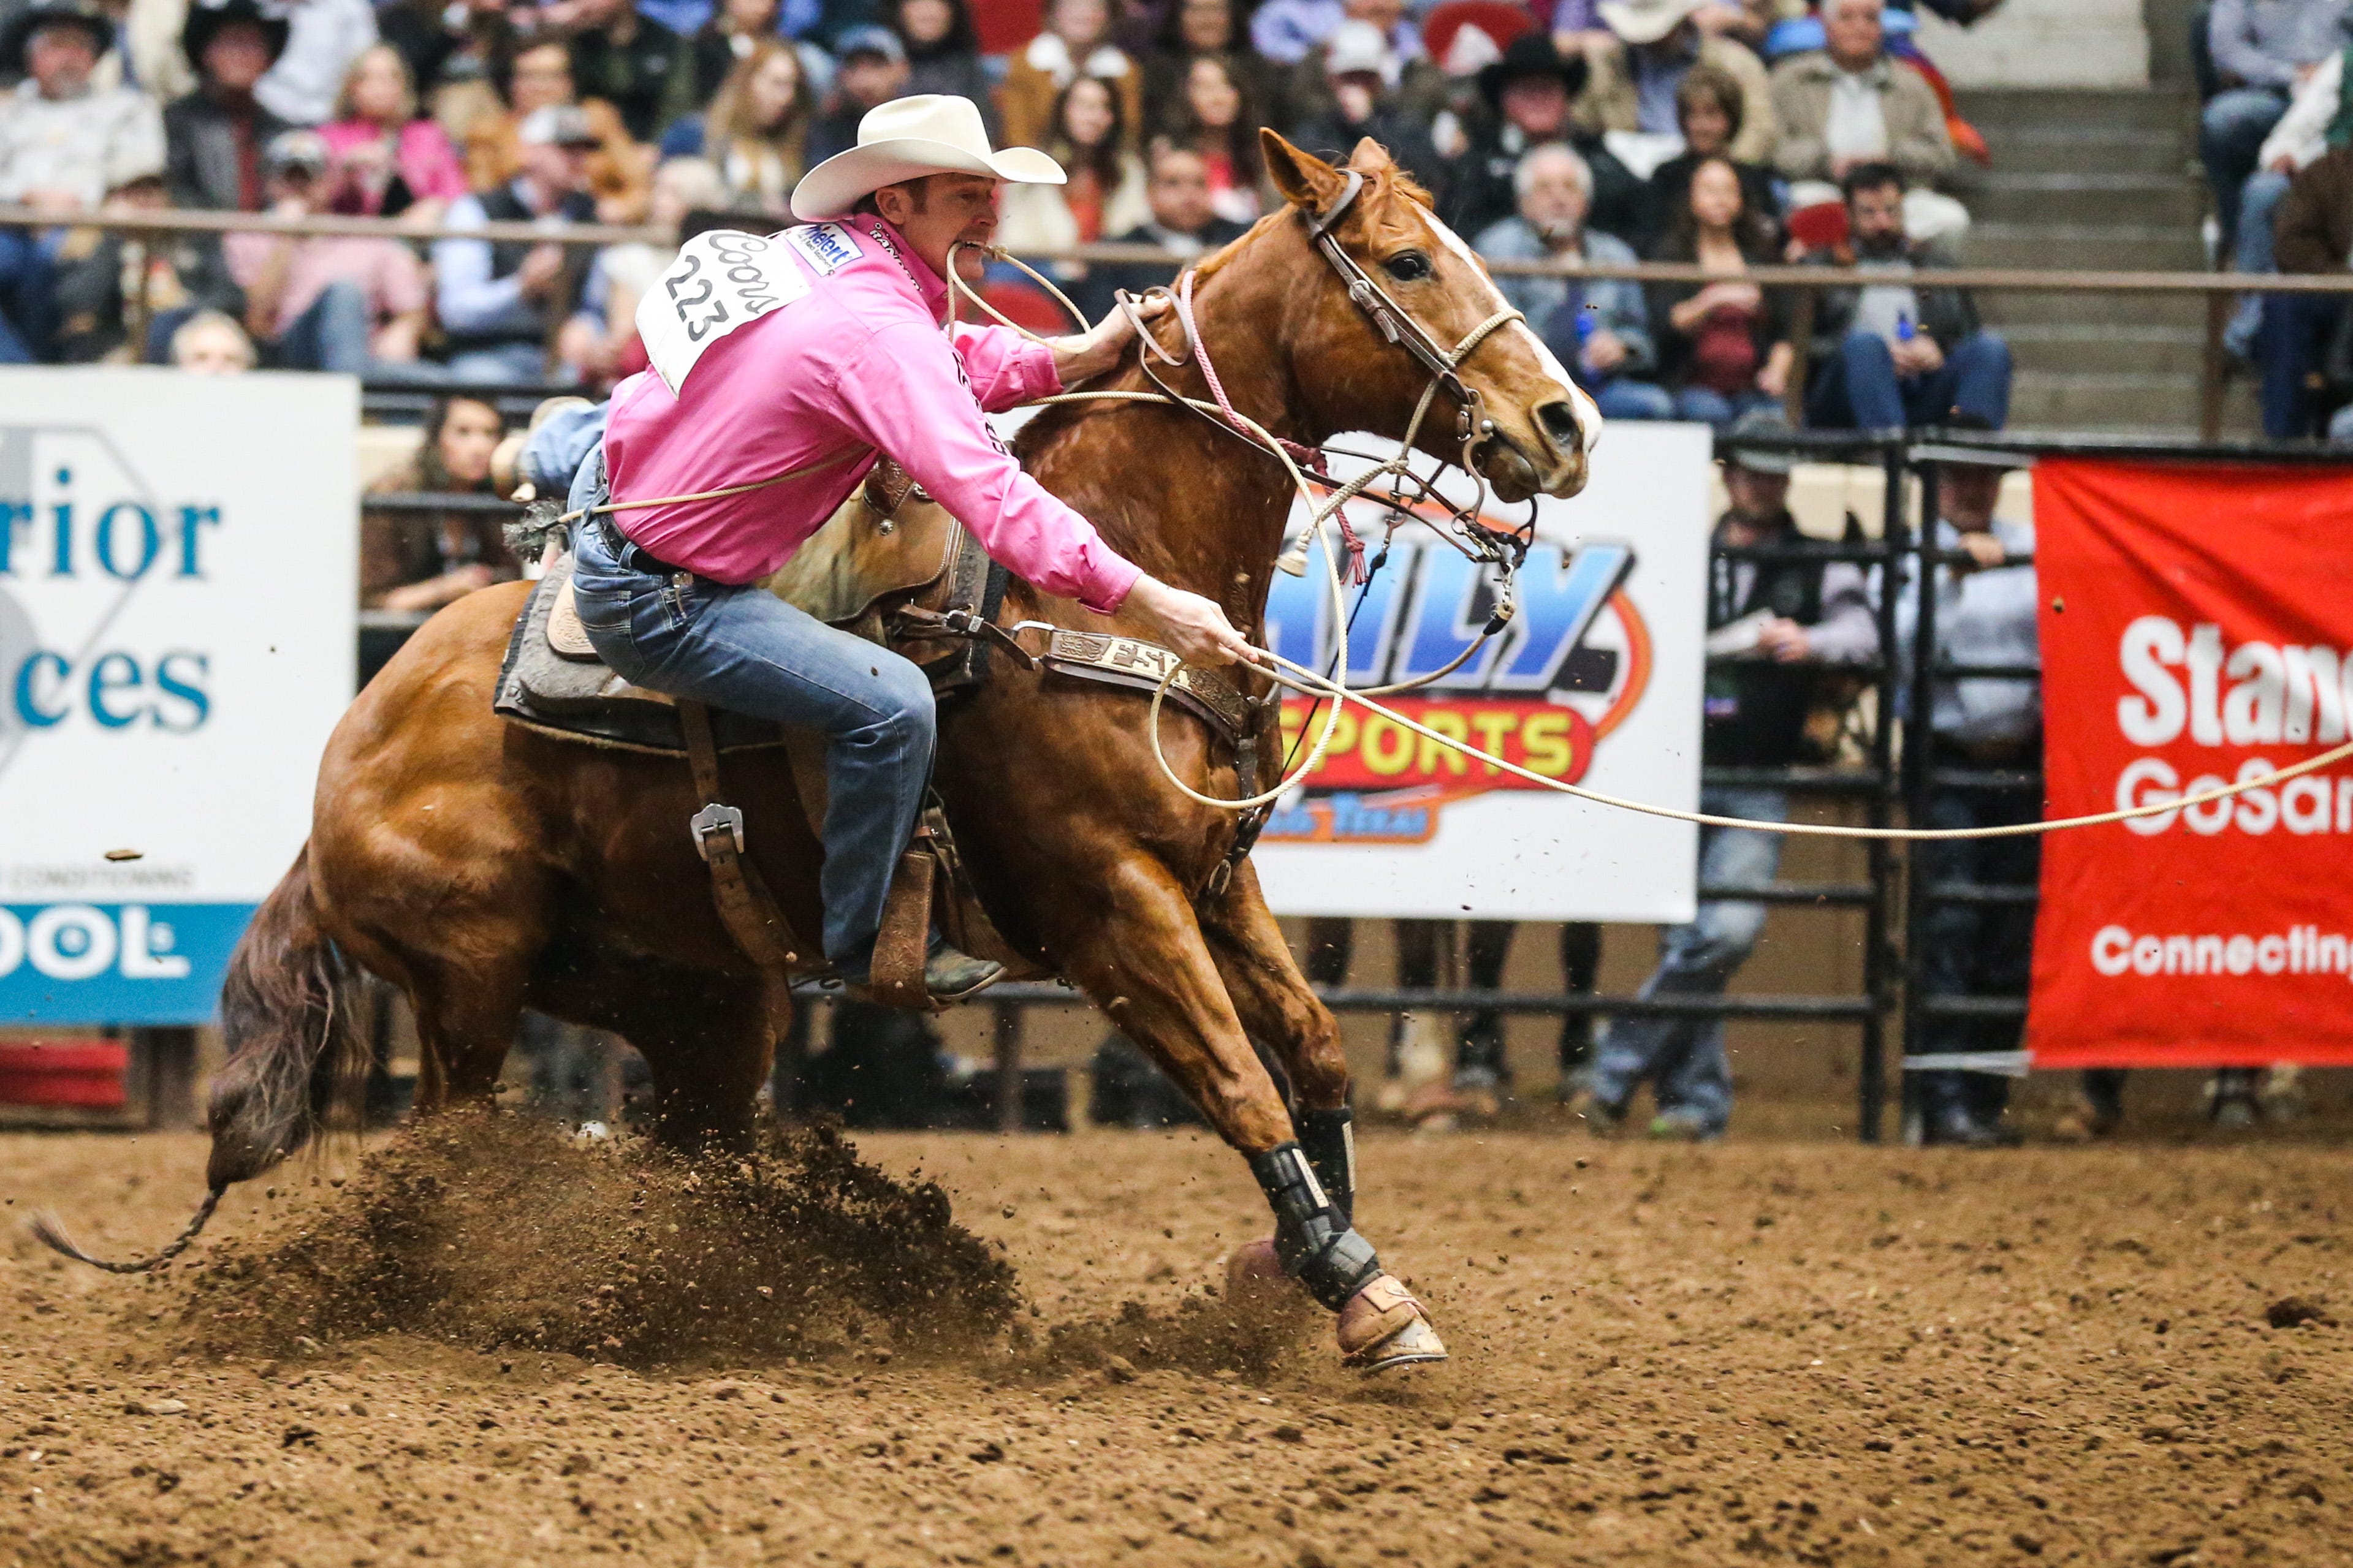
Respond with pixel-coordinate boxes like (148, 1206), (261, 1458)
(1176, 268), (1367, 585)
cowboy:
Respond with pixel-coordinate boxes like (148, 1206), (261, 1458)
(565, 94), (1257, 1005)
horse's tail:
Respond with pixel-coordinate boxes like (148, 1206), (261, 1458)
(29, 846), (365, 1273)
(205, 843), (367, 1189)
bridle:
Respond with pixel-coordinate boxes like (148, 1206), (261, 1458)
(1109, 165), (1538, 649)
(1301, 168), (1529, 483)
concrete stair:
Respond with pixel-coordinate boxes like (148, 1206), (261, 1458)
(1952, 86), (2218, 434)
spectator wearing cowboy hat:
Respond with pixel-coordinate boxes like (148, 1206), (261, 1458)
(164, 0), (295, 210)
(1441, 31), (1641, 243)
(433, 102), (600, 384)
(0, 0), (165, 213)
(1576, 0), (1777, 165)
(1572, 408), (1878, 1140)
(0, 0), (164, 358)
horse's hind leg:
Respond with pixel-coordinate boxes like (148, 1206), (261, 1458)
(403, 949), (534, 1113)
(1052, 860), (1443, 1369)
(536, 955), (779, 1153)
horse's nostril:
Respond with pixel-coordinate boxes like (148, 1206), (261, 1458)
(1534, 400), (1584, 458)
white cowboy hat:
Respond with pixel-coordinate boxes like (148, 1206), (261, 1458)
(1595, 0), (1708, 46)
(791, 94), (1065, 222)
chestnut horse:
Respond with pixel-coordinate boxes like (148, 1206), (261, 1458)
(190, 135), (1592, 1365)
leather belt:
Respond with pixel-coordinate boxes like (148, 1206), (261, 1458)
(594, 514), (692, 580)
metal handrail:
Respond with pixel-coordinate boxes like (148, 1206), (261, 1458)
(12, 201), (2353, 293)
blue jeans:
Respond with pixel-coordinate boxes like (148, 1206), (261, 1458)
(2201, 87), (2289, 244)
(2226, 167), (2295, 358)
(1591, 377), (1675, 420)
(445, 339), (553, 384)
(1809, 328), (2012, 431)
(1674, 385), (1781, 426)
(278, 279), (372, 373)
(1587, 786), (1788, 1137)
(0, 226), (59, 363)
(569, 483), (938, 966)
(276, 281), (450, 380)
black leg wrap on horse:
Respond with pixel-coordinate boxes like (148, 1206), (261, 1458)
(1249, 1141), (1381, 1311)
(1294, 1105), (1356, 1225)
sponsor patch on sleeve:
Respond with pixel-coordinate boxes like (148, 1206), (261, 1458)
(784, 222), (864, 277)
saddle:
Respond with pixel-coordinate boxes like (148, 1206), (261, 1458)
(490, 460), (1266, 1006)
(495, 464), (1008, 757)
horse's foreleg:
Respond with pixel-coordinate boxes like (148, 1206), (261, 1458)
(1055, 859), (1444, 1369)
(1196, 862), (1357, 1220)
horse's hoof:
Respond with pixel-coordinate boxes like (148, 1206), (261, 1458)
(1337, 1274), (1447, 1371)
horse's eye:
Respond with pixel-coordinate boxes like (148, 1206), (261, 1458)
(1383, 251), (1433, 282)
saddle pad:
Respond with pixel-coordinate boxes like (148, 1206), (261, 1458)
(495, 559), (789, 756)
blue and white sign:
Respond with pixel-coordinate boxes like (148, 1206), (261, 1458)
(0, 369), (356, 1023)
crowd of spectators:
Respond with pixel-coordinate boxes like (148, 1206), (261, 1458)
(2197, 0), (2353, 442)
(0, 0), (2013, 433)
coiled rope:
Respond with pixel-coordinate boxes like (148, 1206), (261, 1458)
(591, 240), (2353, 843)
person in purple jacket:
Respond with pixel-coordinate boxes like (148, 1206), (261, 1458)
(569, 94), (1256, 1004)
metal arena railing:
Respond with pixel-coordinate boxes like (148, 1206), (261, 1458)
(25, 200), (2353, 1138)
(15, 202), (2353, 440)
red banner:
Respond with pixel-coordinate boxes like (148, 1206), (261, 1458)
(2029, 460), (2353, 1067)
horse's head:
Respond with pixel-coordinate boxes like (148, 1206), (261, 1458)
(1256, 131), (1597, 503)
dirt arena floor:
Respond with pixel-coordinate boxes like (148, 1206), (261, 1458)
(2, 1121), (2349, 1568)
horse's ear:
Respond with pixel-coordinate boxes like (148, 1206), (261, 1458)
(1345, 137), (1396, 175)
(1260, 129), (1348, 211)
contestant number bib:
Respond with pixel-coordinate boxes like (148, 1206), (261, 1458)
(639, 229), (811, 394)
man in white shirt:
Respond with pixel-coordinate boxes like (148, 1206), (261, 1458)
(0, 0), (165, 360)
(253, 0), (378, 126)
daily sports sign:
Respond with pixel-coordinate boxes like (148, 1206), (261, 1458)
(0, 370), (355, 1024)
(1252, 424), (1706, 923)
(2029, 459), (2353, 1067)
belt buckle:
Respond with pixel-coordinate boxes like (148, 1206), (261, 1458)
(690, 803), (746, 860)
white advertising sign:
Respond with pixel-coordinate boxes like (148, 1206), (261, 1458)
(0, 369), (357, 1023)
(1252, 422), (1709, 923)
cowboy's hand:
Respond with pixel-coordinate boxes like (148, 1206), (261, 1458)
(1051, 292), (1173, 384)
(1127, 575), (1261, 668)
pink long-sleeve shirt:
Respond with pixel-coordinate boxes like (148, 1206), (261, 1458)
(601, 215), (1141, 613)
